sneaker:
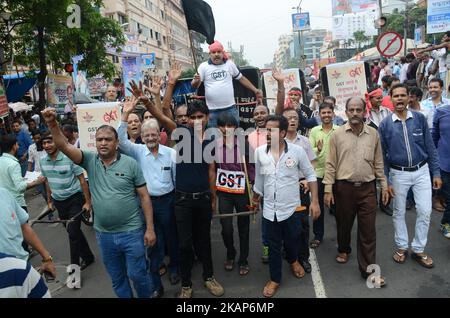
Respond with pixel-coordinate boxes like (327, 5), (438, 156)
(177, 286), (193, 298)
(441, 223), (450, 239)
(261, 245), (269, 264)
(204, 277), (224, 297)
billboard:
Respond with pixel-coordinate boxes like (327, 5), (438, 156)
(427, 0), (450, 34)
(332, 0), (378, 15)
(292, 12), (311, 31)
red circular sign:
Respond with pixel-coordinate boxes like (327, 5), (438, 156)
(376, 31), (403, 58)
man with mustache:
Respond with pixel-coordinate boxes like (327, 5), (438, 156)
(378, 83), (442, 269)
(41, 107), (156, 298)
(323, 97), (389, 287)
(118, 91), (179, 298)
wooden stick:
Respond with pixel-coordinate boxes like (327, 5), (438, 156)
(242, 154), (256, 224)
(213, 211), (257, 219)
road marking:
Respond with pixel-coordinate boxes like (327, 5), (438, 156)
(309, 248), (327, 298)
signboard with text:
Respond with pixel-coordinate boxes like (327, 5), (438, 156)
(325, 61), (367, 119)
(76, 102), (121, 152)
(427, 0), (450, 34)
(292, 12), (311, 31)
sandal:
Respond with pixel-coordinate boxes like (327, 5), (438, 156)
(310, 240), (321, 249)
(224, 259), (234, 271)
(263, 280), (279, 298)
(393, 249), (408, 264)
(335, 253), (348, 264)
(411, 252), (434, 269)
(290, 261), (305, 278)
(239, 265), (250, 276)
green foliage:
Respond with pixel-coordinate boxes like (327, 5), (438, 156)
(382, 5), (446, 44)
(3, 0), (125, 79)
(181, 68), (196, 79)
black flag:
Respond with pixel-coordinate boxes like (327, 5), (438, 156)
(181, 0), (216, 44)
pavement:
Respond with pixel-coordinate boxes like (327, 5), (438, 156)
(26, 190), (450, 298)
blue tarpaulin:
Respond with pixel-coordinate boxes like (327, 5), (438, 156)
(2, 72), (38, 103)
(172, 78), (197, 105)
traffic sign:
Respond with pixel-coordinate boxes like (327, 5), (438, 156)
(376, 31), (403, 58)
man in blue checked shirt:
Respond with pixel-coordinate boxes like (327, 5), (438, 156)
(118, 95), (178, 298)
(378, 83), (442, 269)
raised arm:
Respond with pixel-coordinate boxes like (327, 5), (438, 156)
(118, 96), (141, 157)
(41, 108), (83, 164)
(272, 69), (285, 115)
(160, 61), (183, 120)
(128, 80), (177, 132)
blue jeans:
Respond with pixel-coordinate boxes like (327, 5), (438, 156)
(208, 105), (239, 128)
(441, 170), (450, 225)
(96, 228), (152, 298)
(391, 164), (432, 253)
(147, 192), (177, 290)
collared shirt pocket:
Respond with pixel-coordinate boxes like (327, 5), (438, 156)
(161, 166), (172, 181)
(363, 146), (375, 165)
(412, 128), (425, 147)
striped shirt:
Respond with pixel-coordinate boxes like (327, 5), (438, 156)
(40, 151), (83, 201)
(0, 253), (50, 298)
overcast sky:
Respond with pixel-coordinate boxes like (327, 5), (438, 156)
(203, 0), (333, 68)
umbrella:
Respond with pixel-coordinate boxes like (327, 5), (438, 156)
(8, 102), (33, 113)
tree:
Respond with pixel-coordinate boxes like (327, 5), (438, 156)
(382, 5), (445, 45)
(353, 31), (369, 53)
(2, 0), (125, 108)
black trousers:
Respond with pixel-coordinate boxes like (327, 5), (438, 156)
(175, 191), (214, 287)
(218, 191), (250, 266)
(53, 192), (94, 265)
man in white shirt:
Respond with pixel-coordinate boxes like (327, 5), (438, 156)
(191, 41), (262, 128)
(252, 115), (320, 298)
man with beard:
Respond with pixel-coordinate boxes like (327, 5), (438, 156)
(40, 132), (95, 271)
(379, 83), (442, 269)
(191, 41), (262, 128)
(118, 93), (179, 298)
(283, 108), (316, 273)
(323, 97), (389, 287)
(252, 115), (319, 297)
(41, 107), (156, 298)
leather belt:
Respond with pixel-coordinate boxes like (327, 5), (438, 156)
(390, 160), (426, 172)
(176, 190), (210, 200)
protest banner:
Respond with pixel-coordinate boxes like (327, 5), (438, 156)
(47, 74), (73, 114)
(122, 57), (141, 97)
(76, 102), (121, 152)
(263, 68), (301, 114)
(0, 77), (8, 117)
(325, 61), (367, 119)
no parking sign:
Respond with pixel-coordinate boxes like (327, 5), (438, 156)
(376, 32), (403, 58)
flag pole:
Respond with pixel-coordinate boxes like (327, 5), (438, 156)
(188, 30), (199, 71)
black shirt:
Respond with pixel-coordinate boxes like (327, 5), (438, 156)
(173, 125), (214, 193)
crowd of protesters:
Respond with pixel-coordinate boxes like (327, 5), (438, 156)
(0, 32), (449, 298)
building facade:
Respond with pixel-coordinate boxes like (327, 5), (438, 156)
(101, 0), (194, 76)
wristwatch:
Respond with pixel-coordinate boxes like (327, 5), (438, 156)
(42, 256), (53, 263)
